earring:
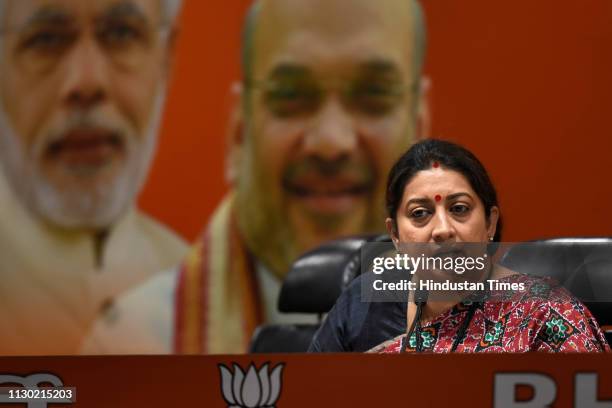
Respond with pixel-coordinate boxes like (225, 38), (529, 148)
(488, 236), (494, 242)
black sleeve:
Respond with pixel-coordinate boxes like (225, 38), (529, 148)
(308, 277), (355, 352)
(308, 274), (407, 352)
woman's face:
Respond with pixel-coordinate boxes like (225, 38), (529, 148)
(386, 166), (499, 245)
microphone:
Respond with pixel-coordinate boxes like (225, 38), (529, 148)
(414, 288), (428, 352)
(414, 287), (429, 305)
(402, 288), (428, 353)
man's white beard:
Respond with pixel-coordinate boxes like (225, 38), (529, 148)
(0, 91), (165, 230)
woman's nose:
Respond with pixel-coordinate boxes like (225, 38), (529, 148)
(431, 211), (456, 243)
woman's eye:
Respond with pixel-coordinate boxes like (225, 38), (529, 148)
(450, 204), (470, 215)
(409, 208), (431, 220)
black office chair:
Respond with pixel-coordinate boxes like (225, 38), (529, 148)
(500, 238), (612, 344)
(248, 235), (388, 353)
(250, 236), (612, 351)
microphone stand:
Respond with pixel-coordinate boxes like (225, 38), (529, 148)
(402, 288), (428, 353)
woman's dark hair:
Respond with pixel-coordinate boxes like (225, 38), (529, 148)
(386, 139), (502, 242)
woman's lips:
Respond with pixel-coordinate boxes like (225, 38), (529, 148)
(432, 249), (465, 259)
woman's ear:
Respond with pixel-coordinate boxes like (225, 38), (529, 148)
(487, 206), (500, 240)
(385, 217), (399, 248)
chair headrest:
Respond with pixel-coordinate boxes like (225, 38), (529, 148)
(278, 235), (389, 314)
(500, 237), (612, 325)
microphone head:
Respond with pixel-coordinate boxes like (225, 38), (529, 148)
(415, 287), (429, 305)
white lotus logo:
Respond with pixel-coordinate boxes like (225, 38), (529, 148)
(218, 363), (285, 408)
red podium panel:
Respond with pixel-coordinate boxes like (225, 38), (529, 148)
(0, 353), (610, 407)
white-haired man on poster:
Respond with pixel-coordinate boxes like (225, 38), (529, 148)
(0, 0), (187, 355)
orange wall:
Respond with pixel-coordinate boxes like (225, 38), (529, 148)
(138, 0), (251, 241)
(139, 0), (612, 242)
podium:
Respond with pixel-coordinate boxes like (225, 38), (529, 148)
(0, 353), (610, 407)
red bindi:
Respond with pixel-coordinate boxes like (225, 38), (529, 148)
(433, 161), (440, 168)
(435, 194), (442, 202)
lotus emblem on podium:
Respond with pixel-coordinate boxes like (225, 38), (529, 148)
(218, 363), (285, 408)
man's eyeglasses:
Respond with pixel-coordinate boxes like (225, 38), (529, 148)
(245, 77), (416, 118)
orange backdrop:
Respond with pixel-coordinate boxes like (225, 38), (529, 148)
(139, 0), (612, 242)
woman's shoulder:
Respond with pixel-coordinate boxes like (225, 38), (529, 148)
(487, 273), (591, 320)
(489, 273), (609, 352)
(489, 273), (572, 303)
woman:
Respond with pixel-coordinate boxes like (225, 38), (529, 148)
(371, 139), (608, 353)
